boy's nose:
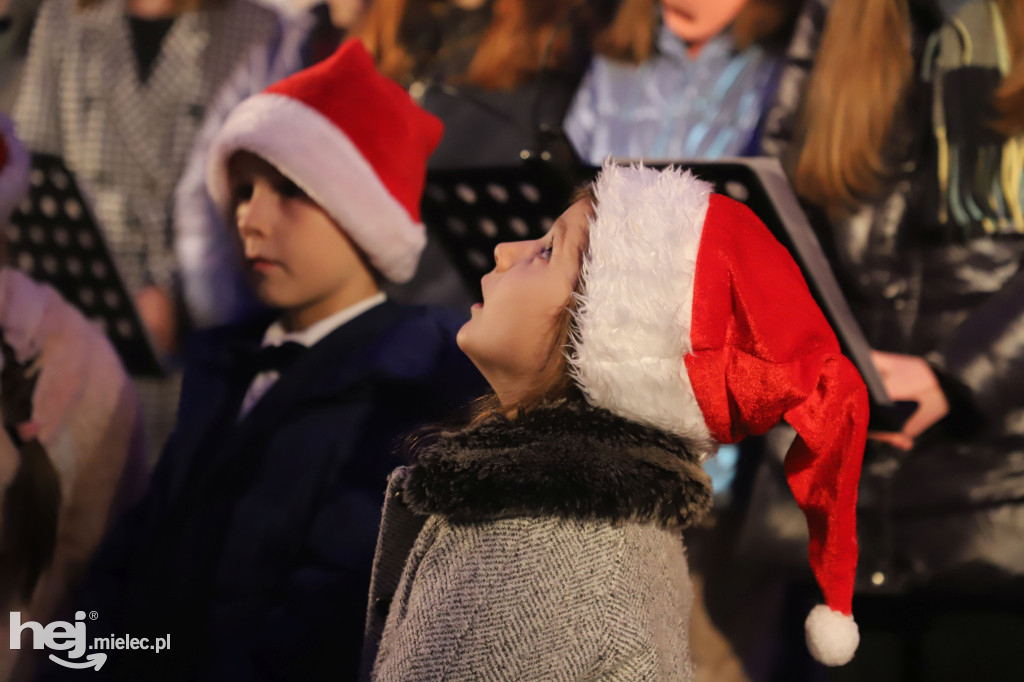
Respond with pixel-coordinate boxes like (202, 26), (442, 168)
(235, 186), (276, 237)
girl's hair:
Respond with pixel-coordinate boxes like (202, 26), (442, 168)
(792, 0), (1024, 212)
(353, 0), (583, 90)
(593, 0), (803, 64)
(0, 332), (60, 609)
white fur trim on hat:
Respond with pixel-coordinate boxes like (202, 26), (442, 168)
(568, 163), (718, 461)
(206, 93), (426, 283)
(805, 604), (859, 667)
(0, 116), (30, 226)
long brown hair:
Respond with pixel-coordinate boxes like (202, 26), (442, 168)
(0, 332), (60, 608)
(593, 0), (803, 64)
(792, 0), (1024, 212)
(354, 0), (583, 90)
(993, 1), (1024, 135)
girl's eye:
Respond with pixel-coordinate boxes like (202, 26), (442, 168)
(540, 241), (553, 261)
(277, 178), (308, 200)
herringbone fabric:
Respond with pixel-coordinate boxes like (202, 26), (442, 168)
(374, 515), (695, 681)
(364, 404), (710, 681)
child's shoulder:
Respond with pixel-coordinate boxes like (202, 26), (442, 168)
(368, 303), (481, 386)
(371, 304), (465, 362)
(180, 311), (275, 369)
(386, 303), (468, 336)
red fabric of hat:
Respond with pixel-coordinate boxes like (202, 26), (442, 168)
(684, 195), (869, 665)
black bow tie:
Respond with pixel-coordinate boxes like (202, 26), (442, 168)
(246, 341), (308, 375)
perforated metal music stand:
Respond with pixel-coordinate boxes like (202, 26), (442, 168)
(421, 159), (575, 298)
(6, 153), (164, 377)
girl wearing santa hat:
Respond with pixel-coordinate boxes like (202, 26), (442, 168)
(362, 162), (870, 680)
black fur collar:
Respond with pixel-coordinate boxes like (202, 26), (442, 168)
(401, 401), (713, 530)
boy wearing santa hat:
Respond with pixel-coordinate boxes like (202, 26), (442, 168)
(60, 40), (483, 681)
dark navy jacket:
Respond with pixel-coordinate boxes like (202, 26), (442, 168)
(53, 302), (485, 681)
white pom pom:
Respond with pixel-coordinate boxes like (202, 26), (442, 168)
(805, 604), (859, 666)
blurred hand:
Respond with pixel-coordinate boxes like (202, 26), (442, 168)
(135, 286), (177, 357)
(868, 350), (949, 451)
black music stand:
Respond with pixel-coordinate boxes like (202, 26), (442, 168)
(421, 158), (575, 297)
(6, 154), (164, 377)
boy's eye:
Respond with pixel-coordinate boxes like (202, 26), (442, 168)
(276, 178), (308, 200)
(232, 182), (254, 204)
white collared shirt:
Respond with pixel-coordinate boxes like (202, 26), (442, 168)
(237, 292), (387, 419)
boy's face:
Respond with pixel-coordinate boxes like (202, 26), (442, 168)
(227, 152), (379, 330)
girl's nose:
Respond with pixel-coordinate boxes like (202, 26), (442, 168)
(493, 240), (533, 272)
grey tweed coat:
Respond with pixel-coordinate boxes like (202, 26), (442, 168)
(362, 402), (714, 681)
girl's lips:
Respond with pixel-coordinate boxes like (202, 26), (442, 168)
(471, 303), (483, 310)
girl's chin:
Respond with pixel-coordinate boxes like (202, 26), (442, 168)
(455, 320), (472, 349)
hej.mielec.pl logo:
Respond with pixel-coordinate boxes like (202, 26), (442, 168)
(10, 610), (170, 671)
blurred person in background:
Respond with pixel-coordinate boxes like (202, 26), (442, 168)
(12, 0), (280, 460)
(0, 0), (43, 112)
(354, 0), (606, 312)
(0, 115), (145, 682)
(742, 0), (1024, 679)
(564, 0), (802, 164)
(356, 0), (598, 168)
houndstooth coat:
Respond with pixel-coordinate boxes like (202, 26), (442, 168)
(12, 0), (278, 296)
(362, 402), (714, 681)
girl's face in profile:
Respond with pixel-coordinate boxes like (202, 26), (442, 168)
(457, 198), (592, 404)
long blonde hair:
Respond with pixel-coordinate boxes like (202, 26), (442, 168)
(792, 0), (1024, 212)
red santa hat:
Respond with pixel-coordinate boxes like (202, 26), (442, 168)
(206, 39), (443, 283)
(569, 163), (869, 667)
(0, 114), (29, 227)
